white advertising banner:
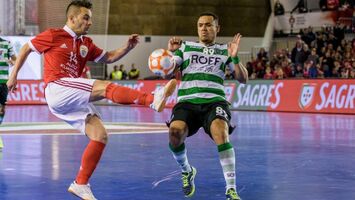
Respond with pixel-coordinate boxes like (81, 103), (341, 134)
(274, 11), (337, 32)
(3, 36), (42, 80)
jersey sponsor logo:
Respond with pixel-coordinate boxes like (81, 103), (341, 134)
(190, 54), (221, 66)
(299, 83), (316, 109)
(60, 52), (79, 77)
(60, 43), (67, 48)
(80, 45), (88, 58)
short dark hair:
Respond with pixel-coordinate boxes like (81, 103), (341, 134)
(66, 0), (92, 16)
(199, 12), (219, 24)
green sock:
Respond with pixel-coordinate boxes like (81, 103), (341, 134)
(218, 142), (236, 190)
(169, 143), (192, 173)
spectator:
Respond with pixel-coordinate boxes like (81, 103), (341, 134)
(291, 41), (307, 67)
(128, 63), (140, 80)
(281, 60), (292, 77)
(257, 47), (269, 63)
(316, 63), (325, 78)
(349, 68), (355, 78)
(110, 64), (127, 80)
(294, 63), (304, 78)
(119, 64), (128, 80)
(110, 65), (123, 80)
(340, 67), (349, 78)
(307, 48), (319, 65)
(320, 0), (328, 10)
(274, 0), (285, 16)
(309, 61), (318, 78)
(321, 51), (335, 77)
(291, 0), (308, 13)
(327, 0), (340, 10)
(249, 68), (257, 80)
(274, 67), (285, 79)
(333, 22), (345, 43)
(263, 66), (273, 79)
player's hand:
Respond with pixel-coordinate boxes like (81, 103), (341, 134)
(168, 37), (182, 52)
(6, 76), (18, 92)
(127, 34), (139, 50)
(228, 33), (242, 58)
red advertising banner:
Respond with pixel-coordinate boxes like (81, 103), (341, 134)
(7, 80), (46, 104)
(273, 79), (355, 114)
(6, 79), (355, 114)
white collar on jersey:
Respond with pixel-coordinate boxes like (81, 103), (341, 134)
(63, 25), (83, 41)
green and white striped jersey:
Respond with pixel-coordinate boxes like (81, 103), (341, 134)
(174, 41), (234, 104)
(0, 38), (15, 84)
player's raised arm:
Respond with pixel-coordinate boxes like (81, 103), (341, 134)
(7, 43), (32, 92)
(99, 34), (140, 64)
(228, 33), (248, 84)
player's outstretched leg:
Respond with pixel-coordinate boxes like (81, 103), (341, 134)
(150, 79), (177, 112)
(105, 79), (177, 112)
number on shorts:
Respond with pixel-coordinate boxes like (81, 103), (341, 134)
(216, 106), (228, 120)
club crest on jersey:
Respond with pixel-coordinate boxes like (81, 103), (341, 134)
(80, 45), (88, 58)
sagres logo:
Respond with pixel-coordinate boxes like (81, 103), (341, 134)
(299, 83), (316, 109)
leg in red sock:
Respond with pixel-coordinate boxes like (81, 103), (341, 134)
(75, 140), (106, 184)
(105, 83), (153, 106)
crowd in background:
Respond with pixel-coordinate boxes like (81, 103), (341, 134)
(109, 63), (140, 80)
(232, 24), (355, 80)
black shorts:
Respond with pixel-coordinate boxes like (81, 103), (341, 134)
(167, 101), (235, 137)
(0, 83), (8, 106)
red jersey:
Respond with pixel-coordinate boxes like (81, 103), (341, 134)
(29, 25), (105, 84)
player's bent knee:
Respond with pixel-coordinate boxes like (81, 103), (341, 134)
(169, 127), (186, 147)
(169, 126), (185, 137)
(88, 131), (108, 144)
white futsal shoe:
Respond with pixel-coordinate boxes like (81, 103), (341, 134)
(68, 181), (97, 200)
(150, 79), (177, 112)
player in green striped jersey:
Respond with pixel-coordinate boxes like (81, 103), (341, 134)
(0, 36), (17, 149)
(166, 12), (247, 200)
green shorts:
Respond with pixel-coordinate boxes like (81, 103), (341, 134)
(167, 101), (235, 137)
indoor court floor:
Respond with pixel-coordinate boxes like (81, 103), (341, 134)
(0, 105), (354, 200)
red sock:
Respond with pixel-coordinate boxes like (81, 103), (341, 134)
(105, 83), (153, 106)
(75, 140), (106, 184)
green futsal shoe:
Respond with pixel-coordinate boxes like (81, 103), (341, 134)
(226, 188), (241, 200)
(181, 166), (197, 197)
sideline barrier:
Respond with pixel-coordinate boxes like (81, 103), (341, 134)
(7, 79), (355, 114)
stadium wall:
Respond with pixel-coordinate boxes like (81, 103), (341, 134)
(7, 79), (355, 115)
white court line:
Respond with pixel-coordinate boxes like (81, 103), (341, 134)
(0, 122), (168, 135)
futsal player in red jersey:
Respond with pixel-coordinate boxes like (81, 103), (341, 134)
(7, 1), (176, 199)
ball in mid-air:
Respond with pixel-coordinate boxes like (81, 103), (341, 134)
(148, 49), (175, 77)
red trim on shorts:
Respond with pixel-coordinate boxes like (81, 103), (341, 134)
(56, 80), (93, 89)
(53, 80), (92, 92)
